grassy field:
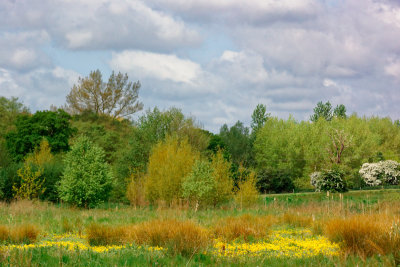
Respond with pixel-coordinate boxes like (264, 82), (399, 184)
(1, 189), (400, 266)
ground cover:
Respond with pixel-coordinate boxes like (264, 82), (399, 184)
(0, 189), (399, 266)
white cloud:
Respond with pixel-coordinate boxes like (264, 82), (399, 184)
(110, 50), (202, 85)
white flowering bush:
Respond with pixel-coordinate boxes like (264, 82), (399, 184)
(310, 172), (322, 192)
(310, 169), (347, 192)
(359, 160), (400, 186)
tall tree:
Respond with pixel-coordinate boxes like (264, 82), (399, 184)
(6, 110), (75, 161)
(310, 101), (333, 122)
(66, 70), (143, 119)
(251, 104), (270, 134)
(220, 121), (252, 167)
(333, 104), (347, 119)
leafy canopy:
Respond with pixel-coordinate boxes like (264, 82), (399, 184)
(66, 70), (143, 119)
(6, 109), (74, 161)
(58, 136), (113, 208)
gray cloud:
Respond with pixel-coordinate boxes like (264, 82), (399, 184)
(0, 0), (400, 133)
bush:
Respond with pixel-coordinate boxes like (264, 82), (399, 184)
(210, 150), (233, 207)
(359, 160), (400, 186)
(58, 136), (113, 208)
(234, 168), (259, 208)
(183, 160), (215, 210)
(126, 171), (146, 207)
(256, 168), (295, 193)
(144, 136), (198, 205)
(310, 168), (347, 192)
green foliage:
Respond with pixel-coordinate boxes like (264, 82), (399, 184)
(58, 136), (113, 208)
(6, 110), (75, 161)
(256, 168), (295, 193)
(0, 96), (29, 138)
(182, 160), (216, 210)
(254, 117), (305, 183)
(220, 121), (252, 167)
(144, 136), (199, 205)
(333, 104), (347, 119)
(251, 104), (270, 134)
(115, 107), (208, 202)
(310, 101), (333, 122)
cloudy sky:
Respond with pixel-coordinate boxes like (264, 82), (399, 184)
(1, 0), (400, 132)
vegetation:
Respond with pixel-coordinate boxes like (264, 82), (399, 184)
(1, 86), (400, 265)
(58, 136), (113, 208)
(66, 70), (143, 119)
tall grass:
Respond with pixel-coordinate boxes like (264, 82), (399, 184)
(213, 214), (275, 241)
(325, 214), (400, 260)
(0, 224), (39, 244)
(87, 219), (211, 256)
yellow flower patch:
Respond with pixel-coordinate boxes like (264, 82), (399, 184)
(211, 229), (339, 258)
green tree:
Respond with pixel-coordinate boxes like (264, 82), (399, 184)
(333, 104), (347, 119)
(66, 70), (143, 119)
(58, 136), (113, 208)
(251, 104), (270, 134)
(0, 96), (29, 138)
(220, 121), (252, 167)
(182, 160), (216, 211)
(310, 101), (333, 122)
(6, 110), (75, 161)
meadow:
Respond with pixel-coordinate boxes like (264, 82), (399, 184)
(1, 189), (400, 266)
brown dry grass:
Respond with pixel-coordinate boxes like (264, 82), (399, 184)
(86, 219), (211, 256)
(324, 214), (400, 259)
(0, 224), (39, 244)
(213, 214), (276, 242)
(0, 225), (8, 241)
(86, 223), (126, 246)
(128, 219), (211, 256)
(282, 212), (313, 228)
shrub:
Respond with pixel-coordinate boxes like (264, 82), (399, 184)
(144, 136), (198, 205)
(58, 136), (113, 208)
(311, 168), (347, 192)
(13, 163), (45, 200)
(126, 171), (147, 207)
(213, 214), (275, 242)
(182, 160), (216, 210)
(234, 168), (259, 208)
(210, 150), (233, 207)
(359, 160), (400, 186)
(257, 168), (295, 193)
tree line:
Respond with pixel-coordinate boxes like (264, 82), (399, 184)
(1, 70), (400, 207)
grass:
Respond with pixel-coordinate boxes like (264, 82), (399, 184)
(1, 189), (400, 265)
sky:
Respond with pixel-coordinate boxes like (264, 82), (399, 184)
(1, 0), (400, 132)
